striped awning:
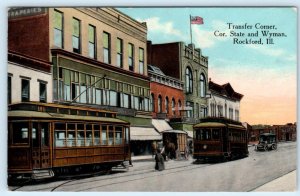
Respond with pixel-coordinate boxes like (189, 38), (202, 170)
(130, 127), (162, 141)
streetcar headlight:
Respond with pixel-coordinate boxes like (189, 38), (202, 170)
(203, 144), (207, 149)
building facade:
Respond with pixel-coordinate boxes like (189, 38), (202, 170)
(8, 7), (160, 156)
(148, 65), (184, 119)
(8, 51), (52, 104)
(250, 123), (297, 143)
(208, 80), (243, 121)
(147, 41), (209, 132)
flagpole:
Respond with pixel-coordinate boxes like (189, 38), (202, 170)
(190, 15), (193, 45)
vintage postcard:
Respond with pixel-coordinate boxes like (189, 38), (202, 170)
(4, 5), (297, 193)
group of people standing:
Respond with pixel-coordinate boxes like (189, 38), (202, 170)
(154, 145), (190, 171)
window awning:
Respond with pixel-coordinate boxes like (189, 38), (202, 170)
(130, 127), (162, 141)
(152, 119), (173, 133)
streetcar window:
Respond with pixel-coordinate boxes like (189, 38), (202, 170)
(212, 129), (220, 140)
(86, 124), (93, 146)
(67, 124), (76, 147)
(196, 130), (201, 140)
(12, 122), (29, 144)
(32, 122), (39, 147)
(125, 127), (129, 144)
(77, 124), (85, 146)
(200, 129), (211, 140)
(108, 125), (114, 145)
(115, 127), (123, 145)
(101, 125), (107, 145)
(55, 123), (66, 147)
(94, 124), (100, 145)
(41, 123), (49, 147)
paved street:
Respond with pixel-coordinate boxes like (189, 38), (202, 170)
(9, 142), (296, 192)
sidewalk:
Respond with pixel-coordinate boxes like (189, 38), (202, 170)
(252, 170), (297, 192)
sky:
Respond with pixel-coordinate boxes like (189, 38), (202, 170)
(118, 7), (297, 125)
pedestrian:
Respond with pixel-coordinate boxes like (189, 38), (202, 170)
(184, 145), (189, 160)
(155, 148), (165, 171)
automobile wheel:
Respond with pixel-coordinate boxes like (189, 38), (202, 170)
(272, 144), (277, 150)
(264, 145), (268, 151)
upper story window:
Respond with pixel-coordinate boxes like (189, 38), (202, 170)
(72, 18), (81, 53)
(117, 38), (123, 68)
(229, 108), (234, 120)
(165, 97), (169, 114)
(128, 43), (134, 71)
(54, 10), (63, 48)
(139, 48), (144, 74)
(21, 78), (30, 102)
(158, 95), (162, 113)
(186, 101), (194, 118)
(200, 73), (206, 97)
(103, 32), (111, 64)
(172, 98), (175, 115)
(88, 25), (96, 59)
(185, 67), (193, 93)
(235, 110), (239, 121)
(150, 93), (154, 112)
(39, 81), (47, 103)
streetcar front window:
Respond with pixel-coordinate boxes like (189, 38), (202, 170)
(115, 127), (123, 145)
(212, 129), (220, 140)
(201, 129), (211, 140)
(125, 127), (129, 144)
(12, 122), (29, 144)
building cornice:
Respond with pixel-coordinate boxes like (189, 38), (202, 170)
(8, 50), (51, 73)
(51, 48), (150, 81)
(77, 8), (147, 43)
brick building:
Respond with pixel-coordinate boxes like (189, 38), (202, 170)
(8, 7), (160, 156)
(147, 41), (209, 132)
(148, 65), (184, 119)
(251, 123), (297, 143)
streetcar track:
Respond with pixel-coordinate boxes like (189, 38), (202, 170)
(10, 143), (296, 192)
(77, 162), (215, 192)
(25, 161), (212, 191)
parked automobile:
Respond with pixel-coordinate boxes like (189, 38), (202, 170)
(255, 133), (277, 151)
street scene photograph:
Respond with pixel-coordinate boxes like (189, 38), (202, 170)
(3, 6), (297, 193)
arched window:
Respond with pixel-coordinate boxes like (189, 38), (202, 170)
(185, 67), (193, 93)
(158, 95), (162, 113)
(150, 93), (155, 112)
(200, 73), (206, 97)
(165, 97), (169, 114)
(178, 100), (182, 116)
(172, 98), (175, 115)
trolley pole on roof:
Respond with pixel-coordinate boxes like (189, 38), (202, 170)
(70, 74), (106, 104)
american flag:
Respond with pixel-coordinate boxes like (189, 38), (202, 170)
(191, 16), (204, 25)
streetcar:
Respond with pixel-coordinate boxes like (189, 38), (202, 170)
(193, 117), (248, 161)
(255, 133), (277, 151)
(8, 102), (131, 179)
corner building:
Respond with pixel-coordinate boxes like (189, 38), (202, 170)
(8, 8), (158, 156)
(147, 41), (209, 133)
